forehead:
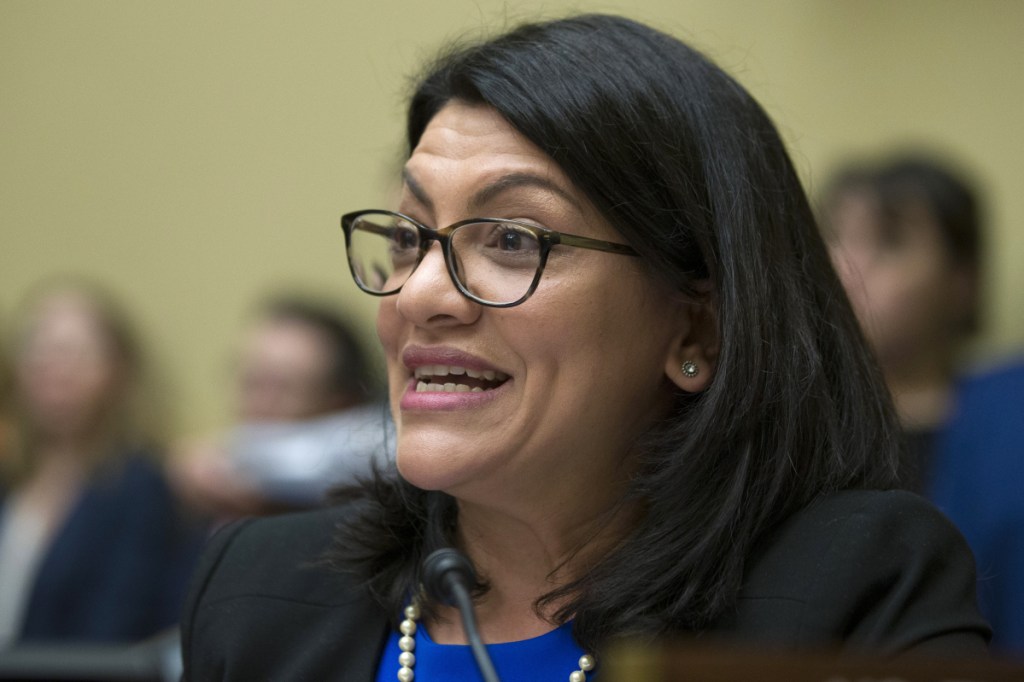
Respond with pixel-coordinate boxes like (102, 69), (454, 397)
(404, 102), (578, 205)
(22, 293), (104, 341)
(246, 318), (326, 354)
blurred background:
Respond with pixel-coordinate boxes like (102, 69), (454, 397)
(2, 0), (1022, 436)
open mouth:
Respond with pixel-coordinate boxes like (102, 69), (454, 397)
(413, 364), (510, 393)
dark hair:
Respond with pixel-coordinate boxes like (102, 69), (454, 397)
(331, 14), (900, 652)
(825, 156), (983, 333)
(260, 296), (377, 405)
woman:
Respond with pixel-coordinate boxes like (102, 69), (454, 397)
(182, 15), (989, 680)
(0, 279), (203, 645)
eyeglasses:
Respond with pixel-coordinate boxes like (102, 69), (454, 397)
(340, 210), (639, 307)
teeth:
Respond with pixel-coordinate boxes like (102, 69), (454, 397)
(413, 364), (508, 381)
(416, 380), (489, 393)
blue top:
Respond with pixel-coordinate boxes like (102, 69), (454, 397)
(374, 619), (590, 682)
(929, 358), (1024, 655)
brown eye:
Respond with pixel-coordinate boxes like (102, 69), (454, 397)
(392, 225), (419, 251)
(482, 223), (540, 254)
(499, 228), (523, 251)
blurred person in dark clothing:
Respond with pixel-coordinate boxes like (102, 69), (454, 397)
(822, 156), (982, 490)
(823, 155), (1024, 655)
(0, 278), (203, 646)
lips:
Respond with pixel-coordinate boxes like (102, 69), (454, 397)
(413, 364), (510, 393)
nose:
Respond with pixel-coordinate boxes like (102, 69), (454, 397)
(394, 242), (482, 328)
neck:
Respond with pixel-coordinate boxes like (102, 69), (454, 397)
(882, 352), (955, 430)
(426, 494), (636, 645)
(888, 380), (954, 430)
(14, 449), (86, 529)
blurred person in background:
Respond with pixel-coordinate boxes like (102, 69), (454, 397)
(822, 155), (1024, 655)
(169, 295), (389, 518)
(822, 156), (983, 489)
(0, 277), (203, 646)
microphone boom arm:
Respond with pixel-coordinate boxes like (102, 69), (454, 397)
(422, 548), (502, 682)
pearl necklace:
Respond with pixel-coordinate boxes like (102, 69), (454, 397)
(397, 600), (596, 682)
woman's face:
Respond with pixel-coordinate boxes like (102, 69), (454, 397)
(14, 291), (122, 440)
(826, 188), (966, 369)
(376, 102), (707, 512)
(235, 317), (337, 422)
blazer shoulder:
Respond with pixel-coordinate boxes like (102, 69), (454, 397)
(181, 505), (388, 681)
(187, 506), (353, 606)
(771, 488), (960, 547)
(731, 489), (990, 655)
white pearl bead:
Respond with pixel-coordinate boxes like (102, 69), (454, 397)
(397, 597), (594, 682)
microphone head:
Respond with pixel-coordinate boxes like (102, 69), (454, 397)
(422, 547), (476, 606)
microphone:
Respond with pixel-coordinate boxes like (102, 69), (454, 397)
(422, 548), (502, 682)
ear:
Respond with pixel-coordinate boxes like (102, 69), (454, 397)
(664, 298), (719, 393)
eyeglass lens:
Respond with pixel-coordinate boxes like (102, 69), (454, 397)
(346, 212), (543, 305)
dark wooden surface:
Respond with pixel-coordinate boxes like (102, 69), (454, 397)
(604, 641), (1024, 682)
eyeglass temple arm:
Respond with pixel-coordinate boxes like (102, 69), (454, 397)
(557, 233), (638, 256)
(347, 220), (400, 239)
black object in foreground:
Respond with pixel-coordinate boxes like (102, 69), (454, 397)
(422, 548), (502, 682)
(0, 629), (180, 681)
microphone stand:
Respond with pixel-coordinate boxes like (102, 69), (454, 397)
(422, 548), (502, 682)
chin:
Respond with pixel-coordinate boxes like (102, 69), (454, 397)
(394, 437), (491, 495)
(395, 442), (454, 492)
(396, 461), (458, 493)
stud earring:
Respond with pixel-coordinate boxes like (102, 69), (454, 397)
(681, 360), (699, 378)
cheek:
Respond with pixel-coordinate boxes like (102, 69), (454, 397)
(869, 261), (945, 318)
(20, 360), (117, 419)
(375, 299), (407, 402)
(523, 278), (672, 402)
(375, 299), (400, 359)
(857, 261), (953, 354)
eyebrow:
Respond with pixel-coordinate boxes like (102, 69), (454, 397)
(401, 168), (434, 211)
(401, 168), (582, 215)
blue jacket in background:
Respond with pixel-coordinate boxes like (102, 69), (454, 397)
(930, 358), (1024, 656)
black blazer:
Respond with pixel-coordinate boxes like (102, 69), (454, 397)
(181, 490), (990, 681)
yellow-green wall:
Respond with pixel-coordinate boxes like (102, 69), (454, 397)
(2, 1), (1022, 435)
